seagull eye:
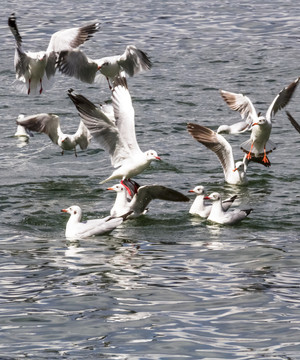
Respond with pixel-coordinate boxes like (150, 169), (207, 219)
(74, 210), (77, 214)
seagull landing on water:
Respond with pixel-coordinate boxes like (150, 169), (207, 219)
(188, 185), (237, 218)
(16, 113), (91, 156)
(8, 13), (100, 95)
(218, 77), (300, 165)
(61, 205), (129, 240)
(204, 192), (252, 225)
(107, 179), (189, 218)
(57, 45), (152, 88)
(68, 76), (161, 184)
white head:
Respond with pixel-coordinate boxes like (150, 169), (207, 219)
(189, 185), (205, 195)
(107, 184), (126, 193)
(233, 161), (246, 173)
(36, 51), (47, 61)
(145, 150), (161, 161)
(204, 192), (221, 202)
(61, 205), (82, 220)
(252, 113), (266, 127)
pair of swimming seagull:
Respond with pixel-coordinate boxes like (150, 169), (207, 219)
(187, 77), (300, 185)
(8, 13), (152, 95)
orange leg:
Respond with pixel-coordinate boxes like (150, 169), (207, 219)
(262, 147), (269, 164)
(246, 143), (254, 160)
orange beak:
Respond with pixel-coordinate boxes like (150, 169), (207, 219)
(107, 187), (114, 191)
(188, 190), (195, 193)
(61, 209), (68, 213)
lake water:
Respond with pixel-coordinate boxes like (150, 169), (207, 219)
(1, 0), (300, 359)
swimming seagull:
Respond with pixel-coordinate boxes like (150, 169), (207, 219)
(16, 113), (91, 156)
(204, 192), (252, 225)
(61, 205), (129, 240)
(107, 179), (189, 218)
(286, 111), (300, 134)
(68, 76), (161, 184)
(188, 185), (237, 218)
(219, 77), (300, 165)
(187, 123), (248, 185)
(8, 13), (100, 95)
(57, 45), (152, 88)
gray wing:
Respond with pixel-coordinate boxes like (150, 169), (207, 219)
(187, 123), (236, 174)
(46, 22), (100, 53)
(286, 111), (300, 134)
(8, 13), (22, 48)
(74, 120), (92, 150)
(16, 113), (61, 144)
(118, 45), (152, 76)
(220, 89), (257, 125)
(266, 77), (300, 122)
(132, 185), (189, 214)
(57, 50), (99, 84)
(68, 89), (132, 167)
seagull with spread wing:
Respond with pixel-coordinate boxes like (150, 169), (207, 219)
(68, 76), (161, 184)
(8, 13), (100, 95)
(219, 77), (300, 165)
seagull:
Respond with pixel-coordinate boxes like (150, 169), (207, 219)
(187, 123), (248, 185)
(204, 192), (252, 225)
(107, 179), (189, 218)
(219, 77), (300, 165)
(16, 113), (91, 156)
(68, 76), (161, 184)
(57, 45), (152, 88)
(188, 185), (237, 218)
(8, 13), (100, 95)
(286, 111), (300, 134)
(61, 205), (129, 240)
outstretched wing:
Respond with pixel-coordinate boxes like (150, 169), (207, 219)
(16, 113), (61, 144)
(266, 77), (300, 122)
(68, 89), (131, 167)
(118, 45), (152, 76)
(187, 123), (236, 174)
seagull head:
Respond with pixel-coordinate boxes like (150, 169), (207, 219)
(233, 161), (245, 172)
(252, 114), (266, 127)
(204, 192), (221, 201)
(145, 150), (161, 161)
(189, 185), (205, 195)
(61, 205), (82, 220)
(107, 184), (125, 193)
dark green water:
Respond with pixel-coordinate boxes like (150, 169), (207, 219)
(1, 0), (300, 358)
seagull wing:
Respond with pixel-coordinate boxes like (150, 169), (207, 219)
(46, 22), (100, 53)
(118, 45), (152, 76)
(286, 111), (300, 134)
(16, 113), (61, 144)
(132, 185), (189, 214)
(220, 89), (257, 125)
(57, 50), (99, 84)
(187, 123), (236, 176)
(266, 77), (300, 122)
(68, 90), (132, 167)
(111, 76), (142, 156)
(74, 120), (92, 150)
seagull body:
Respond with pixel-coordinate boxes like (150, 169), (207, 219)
(68, 76), (161, 183)
(204, 192), (252, 225)
(187, 123), (247, 185)
(219, 78), (299, 164)
(57, 45), (151, 87)
(189, 185), (237, 218)
(8, 13), (100, 95)
(107, 179), (189, 218)
(16, 113), (91, 156)
(61, 205), (126, 240)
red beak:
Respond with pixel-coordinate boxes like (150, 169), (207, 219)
(61, 209), (68, 213)
(204, 196), (211, 200)
(155, 156), (161, 160)
(188, 190), (195, 193)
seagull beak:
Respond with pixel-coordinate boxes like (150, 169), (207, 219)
(97, 65), (102, 70)
(61, 209), (68, 213)
(204, 196), (211, 200)
(252, 122), (259, 126)
(107, 187), (114, 191)
(233, 167), (238, 172)
(155, 156), (161, 160)
(188, 190), (195, 193)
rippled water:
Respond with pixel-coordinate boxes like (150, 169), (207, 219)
(1, 0), (300, 359)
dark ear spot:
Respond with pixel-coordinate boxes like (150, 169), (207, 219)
(74, 210), (77, 215)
